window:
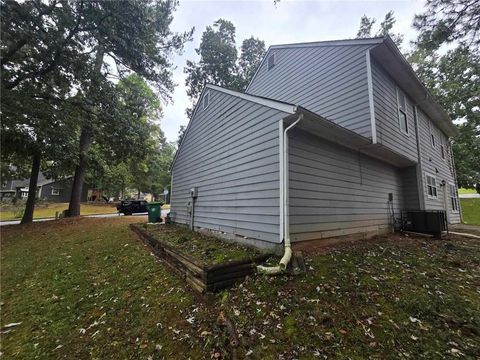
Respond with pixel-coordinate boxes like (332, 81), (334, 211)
(21, 191), (28, 198)
(441, 144), (445, 159)
(396, 88), (408, 134)
(431, 134), (435, 147)
(51, 187), (60, 196)
(449, 184), (459, 212)
(267, 54), (275, 70)
(203, 91), (210, 110)
(426, 174), (437, 198)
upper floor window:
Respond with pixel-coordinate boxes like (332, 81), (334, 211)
(441, 144), (445, 159)
(431, 134), (436, 147)
(426, 174), (437, 198)
(268, 54), (275, 70)
(51, 187), (60, 196)
(449, 183), (459, 212)
(203, 91), (210, 110)
(396, 88), (408, 134)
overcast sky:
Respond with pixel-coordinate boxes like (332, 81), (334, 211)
(161, 0), (426, 142)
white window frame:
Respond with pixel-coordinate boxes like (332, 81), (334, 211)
(267, 54), (275, 70)
(21, 191), (28, 198)
(396, 88), (409, 135)
(449, 183), (459, 213)
(51, 187), (60, 196)
(203, 91), (210, 110)
(426, 173), (438, 199)
(440, 144), (445, 159)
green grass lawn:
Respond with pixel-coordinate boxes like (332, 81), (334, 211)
(461, 198), (480, 226)
(2, 218), (479, 359)
(458, 188), (478, 195)
(0, 202), (117, 221)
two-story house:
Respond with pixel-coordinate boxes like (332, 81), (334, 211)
(170, 37), (460, 252)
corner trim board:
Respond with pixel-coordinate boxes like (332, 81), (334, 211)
(365, 49), (377, 144)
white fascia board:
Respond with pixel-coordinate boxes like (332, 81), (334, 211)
(206, 84), (296, 114)
(270, 37), (384, 50)
(245, 46), (271, 93)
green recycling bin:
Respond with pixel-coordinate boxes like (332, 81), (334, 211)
(146, 202), (162, 223)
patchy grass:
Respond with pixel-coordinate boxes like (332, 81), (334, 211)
(461, 198), (480, 226)
(0, 217), (204, 359)
(140, 223), (264, 266)
(0, 202), (117, 221)
(2, 220), (479, 359)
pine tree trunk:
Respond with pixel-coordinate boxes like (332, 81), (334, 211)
(20, 152), (41, 224)
(67, 46), (103, 217)
(67, 128), (92, 217)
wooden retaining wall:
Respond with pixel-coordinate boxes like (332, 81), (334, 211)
(130, 224), (269, 293)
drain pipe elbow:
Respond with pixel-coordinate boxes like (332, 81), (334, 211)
(257, 245), (292, 275)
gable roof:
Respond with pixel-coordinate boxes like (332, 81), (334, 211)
(245, 37), (383, 93)
(7, 172), (73, 189)
(169, 84), (296, 170)
(246, 36), (456, 137)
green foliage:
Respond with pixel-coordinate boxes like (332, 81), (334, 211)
(86, 76), (174, 199)
(1, 0), (192, 218)
(177, 125), (187, 146)
(184, 19), (265, 115)
(356, 15), (376, 39)
(413, 0), (480, 51)
(356, 11), (403, 46)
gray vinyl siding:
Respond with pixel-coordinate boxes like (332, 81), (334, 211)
(288, 129), (404, 242)
(372, 60), (418, 162)
(247, 44), (374, 138)
(417, 109), (460, 223)
(171, 89), (289, 243)
(400, 166), (420, 210)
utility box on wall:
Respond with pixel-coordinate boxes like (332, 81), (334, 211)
(190, 187), (198, 198)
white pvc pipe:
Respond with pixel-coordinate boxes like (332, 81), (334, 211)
(258, 114), (303, 275)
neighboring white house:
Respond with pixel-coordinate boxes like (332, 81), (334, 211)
(170, 37), (460, 251)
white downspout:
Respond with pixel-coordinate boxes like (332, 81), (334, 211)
(258, 114), (303, 275)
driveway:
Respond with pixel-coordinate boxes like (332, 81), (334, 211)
(0, 209), (169, 227)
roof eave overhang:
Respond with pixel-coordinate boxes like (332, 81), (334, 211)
(370, 38), (458, 137)
(286, 107), (417, 168)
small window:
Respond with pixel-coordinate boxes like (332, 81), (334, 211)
(51, 187), (60, 196)
(203, 91), (210, 110)
(21, 191), (28, 198)
(396, 88), (408, 134)
(431, 134), (435, 147)
(268, 54), (275, 70)
(426, 174), (437, 198)
(449, 184), (459, 212)
(441, 144), (445, 159)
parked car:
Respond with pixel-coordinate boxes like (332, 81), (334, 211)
(116, 199), (148, 215)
